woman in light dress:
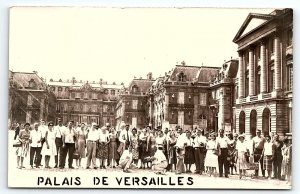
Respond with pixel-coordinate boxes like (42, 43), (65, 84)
(130, 128), (139, 165)
(75, 123), (86, 168)
(41, 122), (57, 168)
(16, 123), (31, 169)
(235, 134), (250, 179)
(204, 133), (218, 176)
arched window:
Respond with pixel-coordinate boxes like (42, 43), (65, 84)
(132, 85), (138, 93)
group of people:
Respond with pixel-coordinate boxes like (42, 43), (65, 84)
(12, 119), (292, 182)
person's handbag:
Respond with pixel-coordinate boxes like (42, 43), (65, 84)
(73, 150), (80, 160)
(13, 140), (22, 147)
(213, 148), (220, 156)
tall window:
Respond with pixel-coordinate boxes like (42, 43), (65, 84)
(75, 92), (80, 98)
(245, 71), (249, 96)
(199, 93), (207, 106)
(84, 92), (88, 99)
(132, 85), (138, 93)
(269, 69), (275, 91)
(103, 105), (108, 112)
(27, 95), (33, 106)
(177, 92), (185, 104)
(64, 104), (68, 112)
(132, 100), (138, 109)
(256, 68), (261, 94)
(288, 64), (293, 91)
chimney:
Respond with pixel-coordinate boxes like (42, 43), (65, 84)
(147, 72), (152, 80)
(72, 77), (76, 84)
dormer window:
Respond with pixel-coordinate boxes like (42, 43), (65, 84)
(177, 71), (185, 82)
(132, 85), (138, 93)
(29, 79), (36, 88)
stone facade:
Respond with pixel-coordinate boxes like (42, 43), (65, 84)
(233, 9), (293, 136)
(48, 78), (123, 126)
(8, 71), (56, 125)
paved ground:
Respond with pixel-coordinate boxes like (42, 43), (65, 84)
(7, 130), (291, 189)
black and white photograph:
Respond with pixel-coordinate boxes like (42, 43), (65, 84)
(7, 7), (293, 189)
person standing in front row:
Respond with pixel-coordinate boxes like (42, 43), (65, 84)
(252, 129), (265, 177)
(29, 123), (42, 168)
(262, 135), (275, 180)
(16, 123), (31, 169)
(60, 121), (76, 169)
(193, 128), (206, 175)
(54, 118), (65, 168)
(97, 126), (110, 169)
(38, 119), (47, 167)
(216, 129), (229, 178)
(86, 123), (99, 169)
(41, 122), (57, 168)
(75, 123), (86, 168)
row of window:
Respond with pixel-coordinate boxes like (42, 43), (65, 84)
(169, 92), (207, 106)
(56, 103), (114, 113)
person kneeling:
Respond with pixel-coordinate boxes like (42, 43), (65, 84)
(119, 145), (136, 173)
(151, 146), (168, 175)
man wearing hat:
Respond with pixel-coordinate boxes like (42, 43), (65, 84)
(193, 128), (206, 174)
(252, 129), (266, 177)
(216, 129), (229, 178)
(54, 118), (66, 168)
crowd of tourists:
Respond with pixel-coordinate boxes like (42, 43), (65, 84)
(11, 119), (292, 183)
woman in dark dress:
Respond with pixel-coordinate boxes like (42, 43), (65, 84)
(146, 128), (156, 168)
(167, 131), (177, 172)
(139, 128), (148, 169)
(108, 128), (119, 168)
(184, 130), (195, 173)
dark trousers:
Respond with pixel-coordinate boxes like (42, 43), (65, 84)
(218, 148), (229, 177)
(273, 157), (282, 179)
(60, 143), (75, 168)
(194, 147), (205, 173)
(254, 148), (265, 177)
(55, 138), (63, 166)
(29, 146), (42, 166)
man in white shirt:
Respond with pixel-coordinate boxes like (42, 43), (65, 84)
(29, 123), (42, 168)
(119, 145), (136, 173)
(175, 128), (188, 174)
(60, 121), (76, 169)
(118, 123), (131, 155)
(216, 129), (229, 178)
(152, 146), (168, 175)
(86, 123), (99, 169)
(193, 129), (207, 174)
(54, 118), (65, 168)
(37, 119), (47, 167)
(252, 129), (266, 177)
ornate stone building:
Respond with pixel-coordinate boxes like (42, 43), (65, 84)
(147, 62), (220, 131)
(210, 59), (238, 133)
(8, 71), (56, 125)
(115, 73), (154, 129)
(48, 78), (123, 126)
(233, 9), (293, 136)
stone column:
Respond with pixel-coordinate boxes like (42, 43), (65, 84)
(260, 41), (267, 93)
(164, 94), (169, 121)
(238, 52), (245, 98)
(274, 34), (281, 90)
(193, 94), (199, 127)
(249, 47), (255, 96)
(39, 98), (45, 121)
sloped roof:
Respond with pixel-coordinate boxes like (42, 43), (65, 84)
(198, 67), (220, 82)
(169, 65), (200, 82)
(11, 71), (46, 90)
(128, 79), (154, 93)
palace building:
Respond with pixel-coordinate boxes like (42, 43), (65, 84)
(8, 71), (56, 125)
(48, 77), (123, 126)
(115, 73), (154, 129)
(233, 8), (293, 136)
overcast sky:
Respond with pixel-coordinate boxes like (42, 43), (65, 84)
(9, 7), (273, 86)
